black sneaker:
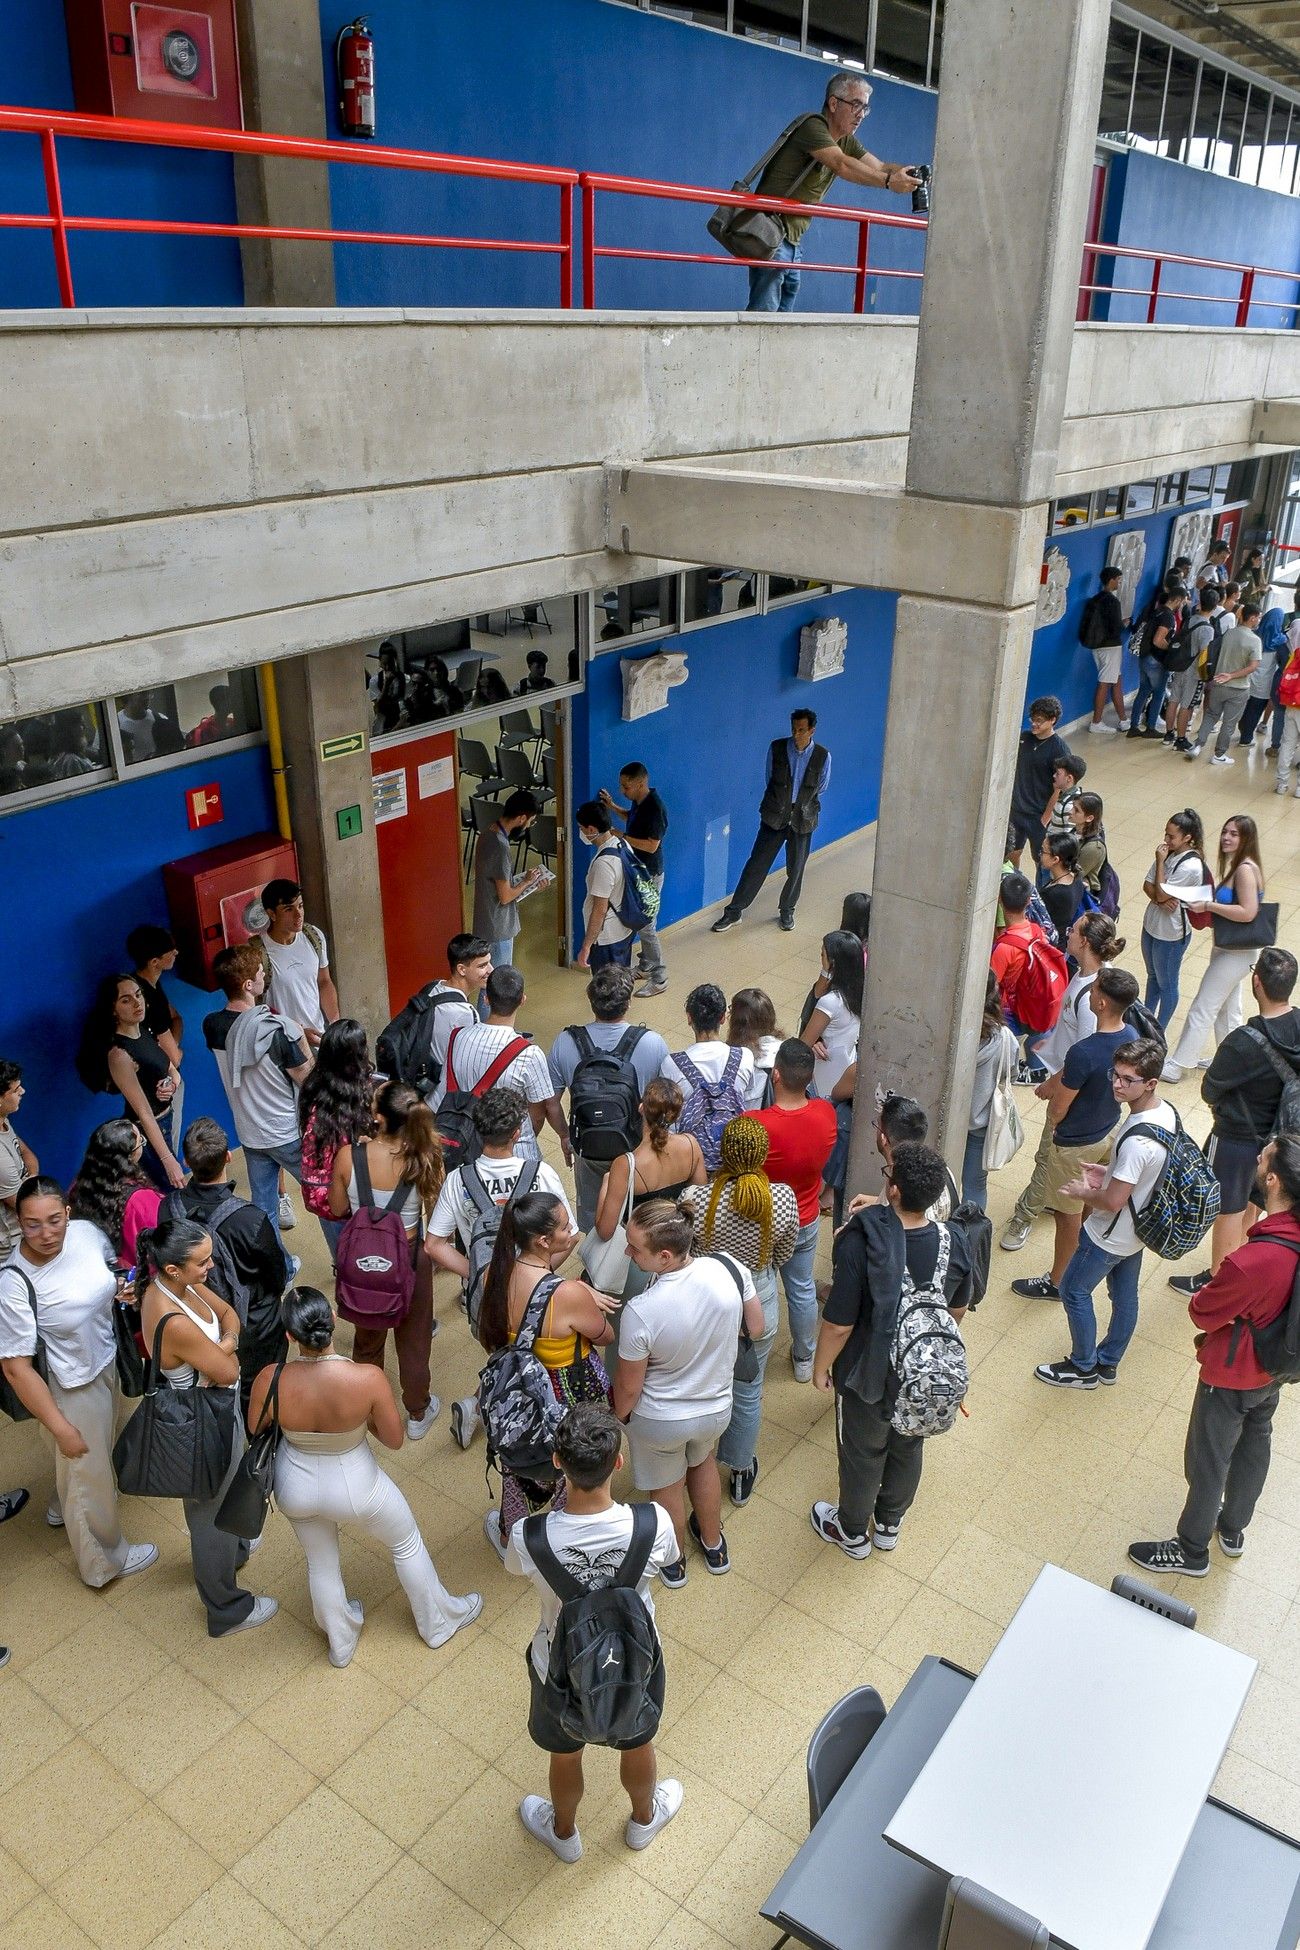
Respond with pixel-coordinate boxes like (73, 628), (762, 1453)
(1128, 1537), (1209, 1578)
(777, 915), (795, 932)
(711, 914), (739, 933)
(1143, 726), (1164, 739)
(729, 1458), (759, 1507)
(1012, 1274), (1060, 1299)
(1095, 1361), (1118, 1385)
(1015, 1062), (1049, 1086)
(1174, 738), (1191, 752)
(1034, 1357), (1097, 1389)
(1126, 727), (1145, 740)
(0, 1487), (30, 1523)
(1162, 732), (1176, 746)
(1217, 1526), (1245, 1558)
(687, 1512), (730, 1575)
(658, 1555), (687, 1589)
(1169, 1269), (1212, 1296)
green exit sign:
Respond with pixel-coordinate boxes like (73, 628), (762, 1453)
(320, 731), (366, 762)
(336, 804), (363, 840)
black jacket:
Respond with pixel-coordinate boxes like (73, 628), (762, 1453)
(824, 1204), (973, 1405)
(1203, 1010), (1300, 1144)
(759, 738), (829, 836)
(172, 1178), (289, 1344)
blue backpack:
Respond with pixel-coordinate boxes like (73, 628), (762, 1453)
(611, 840), (661, 934)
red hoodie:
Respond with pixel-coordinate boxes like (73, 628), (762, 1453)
(1189, 1209), (1300, 1389)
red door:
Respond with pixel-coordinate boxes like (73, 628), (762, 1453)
(371, 732), (464, 1016)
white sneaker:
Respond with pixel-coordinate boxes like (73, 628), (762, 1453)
(519, 1795), (582, 1863)
(1277, 780), (1290, 795)
(1088, 722), (1117, 736)
(999, 1217), (1032, 1252)
(626, 1779), (685, 1851)
(792, 1356), (813, 1384)
(1294, 785), (1300, 799)
(405, 1397), (441, 1441)
(222, 1595), (278, 1637)
(45, 1502), (64, 1529)
(450, 1394), (480, 1449)
(1160, 1060), (1183, 1084)
(277, 1193), (296, 1230)
(483, 1508), (509, 1562)
(1210, 754), (1235, 766)
(119, 1542), (159, 1579)
(1116, 718), (1131, 732)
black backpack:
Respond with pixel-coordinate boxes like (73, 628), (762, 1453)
(1123, 1001), (1167, 1052)
(1228, 1239), (1300, 1385)
(1242, 1027), (1300, 1141)
(566, 1026), (646, 1163)
(942, 1168), (991, 1311)
(166, 1190), (257, 1329)
(523, 1501), (664, 1748)
(461, 1157), (540, 1338)
(434, 1029), (531, 1168)
(376, 987), (465, 1094)
(1078, 593), (1111, 651)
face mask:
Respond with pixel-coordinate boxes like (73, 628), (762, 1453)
(578, 831), (595, 848)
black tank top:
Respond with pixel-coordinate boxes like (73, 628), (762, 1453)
(112, 1029), (171, 1120)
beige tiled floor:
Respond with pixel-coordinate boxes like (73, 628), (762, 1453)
(3, 726), (1300, 1948)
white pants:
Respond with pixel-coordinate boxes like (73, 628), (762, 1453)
(1276, 711), (1300, 789)
(274, 1437), (477, 1665)
(1169, 947), (1255, 1069)
(48, 1363), (132, 1588)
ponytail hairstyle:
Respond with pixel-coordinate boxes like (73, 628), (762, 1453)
(1073, 792), (1104, 840)
(136, 1214), (209, 1294)
(372, 1079), (444, 1213)
(1168, 808), (1204, 854)
(704, 1116), (774, 1266)
(1074, 910), (1125, 963)
(478, 1191), (568, 1354)
(822, 929), (865, 1021)
(641, 1077), (682, 1158)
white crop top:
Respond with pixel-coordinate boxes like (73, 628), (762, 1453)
(155, 1279), (226, 1390)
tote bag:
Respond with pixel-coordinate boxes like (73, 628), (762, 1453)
(983, 1033), (1026, 1173)
(578, 1153), (636, 1295)
(113, 1313), (235, 1500)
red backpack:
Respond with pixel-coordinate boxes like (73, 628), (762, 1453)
(1279, 647), (1300, 709)
(334, 1146), (415, 1328)
(1011, 936), (1070, 1033)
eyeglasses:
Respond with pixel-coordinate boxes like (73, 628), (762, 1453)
(831, 96), (869, 117)
(1108, 1070), (1143, 1087)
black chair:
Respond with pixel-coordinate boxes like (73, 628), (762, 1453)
(1110, 1572), (1197, 1630)
(462, 792), (505, 878)
(542, 751), (558, 796)
(520, 812), (557, 872)
(498, 708), (542, 771)
(458, 736), (499, 795)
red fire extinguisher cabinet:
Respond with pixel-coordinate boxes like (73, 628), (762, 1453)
(63, 0), (245, 130)
(163, 831), (297, 990)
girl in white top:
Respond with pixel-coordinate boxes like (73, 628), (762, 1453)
(802, 930), (863, 1100)
(1140, 809), (1208, 1034)
(0, 1178), (156, 1587)
(137, 1215), (276, 1637)
(0, 1058), (37, 1264)
(253, 1287), (481, 1669)
(727, 988), (783, 1110)
(1166, 814), (1267, 1080)
(963, 974), (1021, 1211)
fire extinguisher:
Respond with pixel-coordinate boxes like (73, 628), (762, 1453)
(336, 17), (375, 139)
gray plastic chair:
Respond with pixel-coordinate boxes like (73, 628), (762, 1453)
(940, 1878), (1050, 1947)
(806, 1685), (889, 1827)
(1111, 1572), (1197, 1630)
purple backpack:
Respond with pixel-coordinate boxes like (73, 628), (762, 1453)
(673, 1047), (747, 1171)
(334, 1147), (415, 1328)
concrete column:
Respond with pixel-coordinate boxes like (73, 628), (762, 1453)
(274, 645), (389, 1034)
(849, 0), (1112, 1192)
(233, 0), (336, 307)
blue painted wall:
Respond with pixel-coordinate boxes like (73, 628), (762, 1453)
(318, 0), (934, 312)
(1094, 148), (1300, 328)
(568, 584), (897, 943)
(0, 747), (274, 1186)
(0, 0), (243, 308)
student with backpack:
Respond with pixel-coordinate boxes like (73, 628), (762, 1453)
(1126, 577), (1183, 740)
(376, 934), (492, 1107)
(810, 1142), (973, 1560)
(477, 1192), (617, 1561)
(661, 983), (755, 1171)
(1129, 1134), (1300, 1578)
(574, 799), (636, 971)
(1273, 627), (1300, 794)
(329, 1081), (446, 1443)
(425, 1086), (574, 1448)
(1034, 1038), (1192, 1389)
(435, 966), (569, 1167)
(991, 874), (1069, 1074)
(1139, 810), (1210, 1033)
(1080, 565), (1127, 734)
(505, 1403), (682, 1863)
(1067, 793), (1114, 907)
(549, 966), (669, 1232)
(1164, 587), (1219, 750)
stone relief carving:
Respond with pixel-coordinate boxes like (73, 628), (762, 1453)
(1168, 508), (1214, 582)
(797, 616), (847, 682)
(621, 651), (688, 721)
(1036, 547), (1071, 628)
(1105, 528), (1147, 623)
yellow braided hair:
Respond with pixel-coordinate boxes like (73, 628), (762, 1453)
(703, 1115), (774, 1267)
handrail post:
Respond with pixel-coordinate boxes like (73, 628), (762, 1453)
(39, 126), (75, 307)
(558, 181), (574, 309)
(581, 177), (596, 309)
(1146, 255), (1162, 325)
(853, 217), (870, 315)
(1236, 265), (1255, 328)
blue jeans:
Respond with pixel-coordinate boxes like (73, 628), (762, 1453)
(778, 1217), (821, 1366)
(244, 1138), (303, 1248)
(961, 1127), (988, 1211)
(1132, 654), (1168, 732)
(1141, 928), (1190, 1032)
(1059, 1230), (1143, 1372)
(747, 238), (801, 312)
(588, 938), (633, 972)
(717, 1264), (778, 1472)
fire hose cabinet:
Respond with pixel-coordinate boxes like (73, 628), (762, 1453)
(163, 832), (297, 989)
(63, 0), (244, 130)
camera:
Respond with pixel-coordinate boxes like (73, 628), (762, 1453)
(910, 164), (931, 216)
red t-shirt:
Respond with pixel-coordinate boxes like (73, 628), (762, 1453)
(747, 1100), (838, 1224)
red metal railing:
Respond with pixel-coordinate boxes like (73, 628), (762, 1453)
(2, 102), (1300, 327)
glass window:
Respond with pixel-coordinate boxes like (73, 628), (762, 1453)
(1259, 101), (1296, 194)
(1128, 32), (1171, 152)
(650, 3), (730, 25)
(0, 703), (109, 802)
(1218, 76), (1249, 177)
(767, 574), (831, 605)
(1187, 61), (1224, 171)
(1099, 21), (1140, 140)
(1161, 51), (1199, 162)
(1122, 480), (1158, 517)
(116, 670), (261, 766)
(682, 567), (760, 625)
(1052, 498), (1092, 534)
(1241, 86), (1271, 186)
(1211, 464), (1232, 508)
(873, 0), (932, 86)
(806, 0), (868, 63)
(1160, 473), (1187, 507)
(367, 599), (583, 736)
(733, 0), (803, 47)
(595, 578), (679, 645)
(1093, 484), (1124, 523)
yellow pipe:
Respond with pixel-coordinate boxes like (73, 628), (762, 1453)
(260, 661), (293, 841)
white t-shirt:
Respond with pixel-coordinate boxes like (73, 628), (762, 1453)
(741, 1035), (781, 1110)
(620, 1253), (754, 1421)
(584, 840), (632, 946)
(435, 1023), (556, 1154)
(660, 1041), (757, 1105)
(811, 989), (859, 1101)
(1035, 971), (1097, 1077)
(506, 1499), (679, 1677)
(1142, 849), (1205, 945)
(0, 1222), (117, 1389)
(260, 927), (329, 1034)
(1084, 1098), (1179, 1257)
(428, 1154), (574, 1247)
(420, 984), (480, 1109)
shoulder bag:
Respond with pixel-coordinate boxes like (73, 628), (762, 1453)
(1212, 901), (1278, 952)
(982, 1033), (1026, 1173)
(579, 1152), (636, 1294)
(705, 1251), (760, 1382)
(707, 117), (821, 261)
(112, 1312), (236, 1500)
(0, 1268), (49, 1422)
(215, 1358), (284, 1539)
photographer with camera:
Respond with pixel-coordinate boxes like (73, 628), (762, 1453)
(736, 72), (925, 313)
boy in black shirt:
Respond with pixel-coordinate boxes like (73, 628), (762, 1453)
(601, 762), (669, 998)
(1008, 697), (1068, 868)
(810, 1142), (973, 1560)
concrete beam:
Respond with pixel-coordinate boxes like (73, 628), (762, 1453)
(1253, 398), (1300, 448)
(607, 464), (1048, 610)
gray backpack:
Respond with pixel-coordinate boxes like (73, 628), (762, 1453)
(889, 1225), (968, 1437)
(461, 1158), (539, 1339)
(478, 1272), (565, 1484)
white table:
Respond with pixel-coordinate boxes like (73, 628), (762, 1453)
(884, 1565), (1256, 1950)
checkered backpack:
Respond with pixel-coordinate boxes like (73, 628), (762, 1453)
(1101, 1109), (1219, 1259)
(889, 1225), (969, 1438)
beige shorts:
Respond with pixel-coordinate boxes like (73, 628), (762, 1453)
(1091, 644), (1123, 684)
(1043, 1135), (1113, 1216)
(626, 1408), (730, 1492)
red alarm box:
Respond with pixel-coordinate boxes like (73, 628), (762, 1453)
(162, 831), (297, 989)
(63, 0), (244, 130)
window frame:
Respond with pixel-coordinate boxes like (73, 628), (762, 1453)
(370, 596), (590, 752)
